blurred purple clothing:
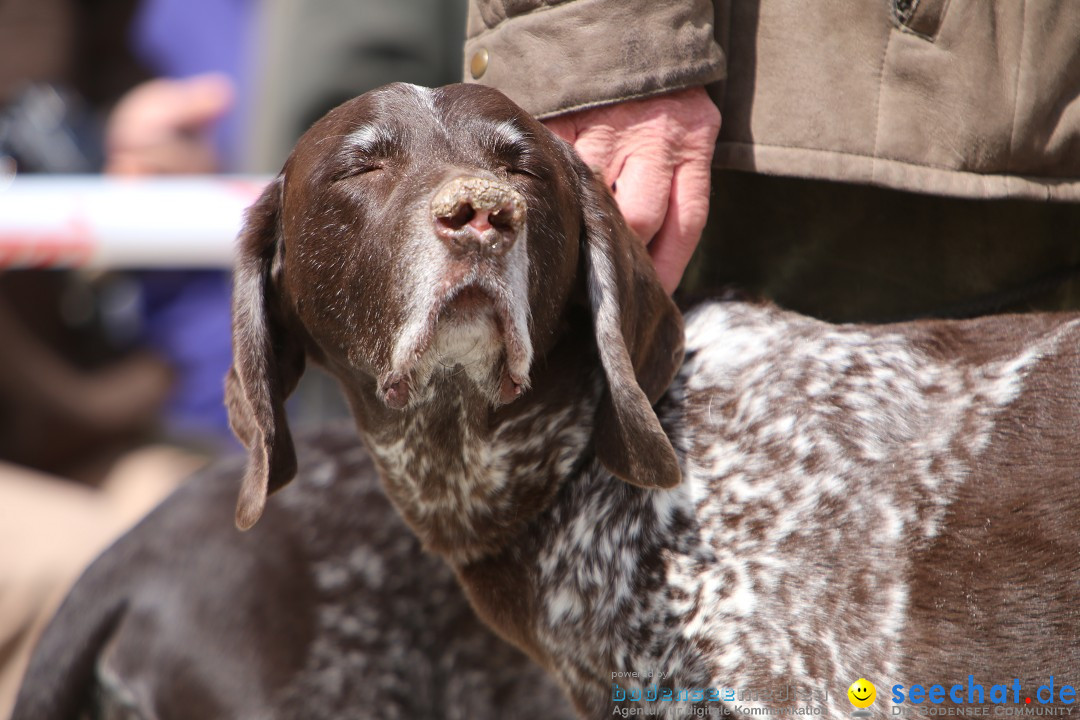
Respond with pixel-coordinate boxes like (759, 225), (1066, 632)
(130, 0), (256, 440)
(132, 0), (255, 168)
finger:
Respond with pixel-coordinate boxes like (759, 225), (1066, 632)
(568, 125), (620, 184)
(542, 116), (577, 145)
(613, 150), (676, 244)
(647, 158), (712, 295)
(167, 73), (235, 130)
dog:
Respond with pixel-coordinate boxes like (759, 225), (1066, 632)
(225, 82), (1080, 718)
(11, 425), (575, 719)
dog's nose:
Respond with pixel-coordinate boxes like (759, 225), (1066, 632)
(432, 176), (525, 258)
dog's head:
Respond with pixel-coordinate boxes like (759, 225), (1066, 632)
(227, 83), (684, 529)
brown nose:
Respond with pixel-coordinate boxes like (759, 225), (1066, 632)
(432, 176), (525, 258)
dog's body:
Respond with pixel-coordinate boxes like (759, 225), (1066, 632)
(11, 425), (575, 720)
(533, 301), (1080, 715)
(225, 82), (1080, 718)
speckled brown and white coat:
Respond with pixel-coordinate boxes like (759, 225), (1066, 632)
(226, 83), (1080, 718)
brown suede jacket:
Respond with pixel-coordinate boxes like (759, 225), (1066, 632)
(464, 0), (1080, 201)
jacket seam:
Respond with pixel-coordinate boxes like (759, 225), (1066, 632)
(870, 27), (895, 183)
(715, 139), (1076, 190)
(1006, 0), (1029, 169)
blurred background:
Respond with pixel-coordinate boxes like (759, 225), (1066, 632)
(0, 0), (466, 711)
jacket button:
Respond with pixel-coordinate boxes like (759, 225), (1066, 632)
(470, 49), (489, 79)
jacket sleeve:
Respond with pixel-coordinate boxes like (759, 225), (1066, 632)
(464, 0), (726, 119)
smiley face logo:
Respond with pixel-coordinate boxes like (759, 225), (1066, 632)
(848, 678), (876, 708)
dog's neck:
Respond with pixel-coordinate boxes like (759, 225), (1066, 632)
(342, 322), (707, 715)
(350, 356), (698, 713)
(349, 373), (703, 713)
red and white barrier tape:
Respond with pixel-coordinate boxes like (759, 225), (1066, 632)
(0, 175), (271, 269)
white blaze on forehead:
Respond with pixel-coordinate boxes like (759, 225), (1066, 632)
(343, 85), (440, 161)
(405, 83), (438, 113)
(347, 85), (439, 151)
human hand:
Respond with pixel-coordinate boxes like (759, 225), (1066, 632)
(544, 87), (720, 294)
(105, 73), (234, 176)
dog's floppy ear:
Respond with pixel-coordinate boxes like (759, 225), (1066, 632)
(226, 176), (306, 530)
(577, 164), (684, 490)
